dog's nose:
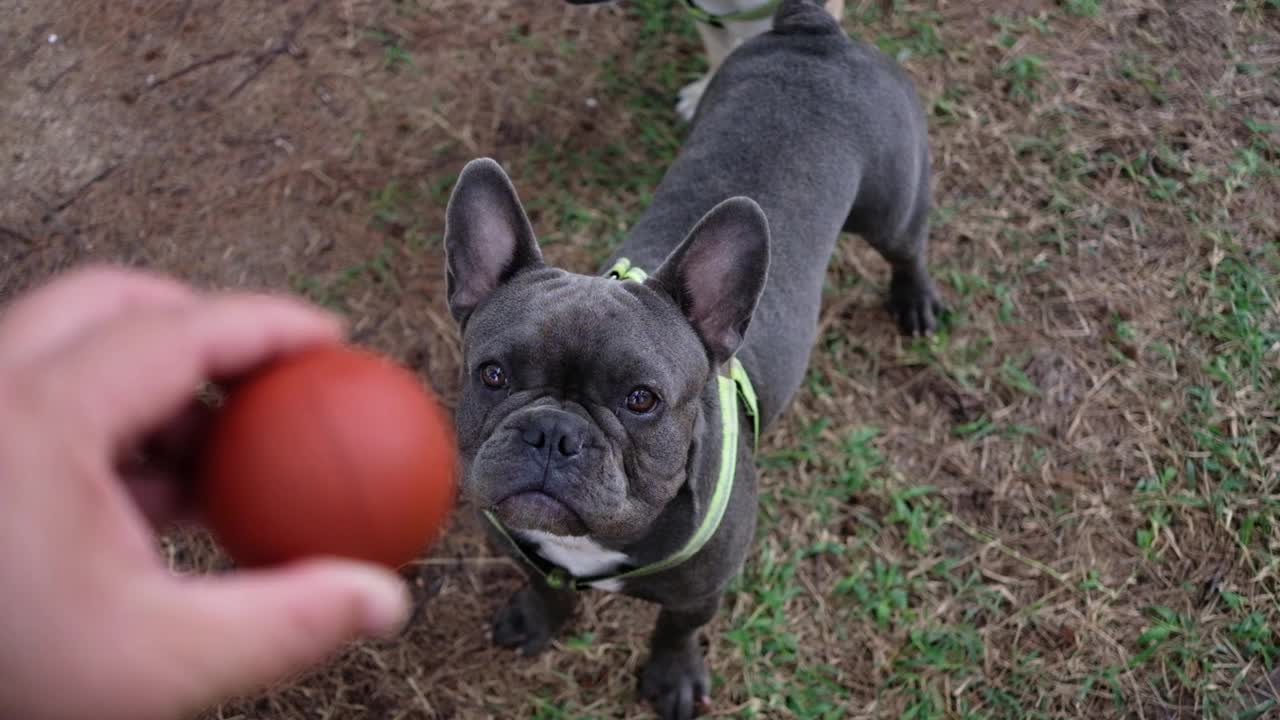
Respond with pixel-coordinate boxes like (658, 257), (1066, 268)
(521, 412), (586, 458)
(521, 427), (545, 448)
(556, 431), (584, 457)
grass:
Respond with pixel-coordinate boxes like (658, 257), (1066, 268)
(876, 10), (946, 62)
(9, 0), (1276, 717)
(366, 28), (415, 71)
(719, 1), (1280, 716)
(1061, 0), (1100, 17)
(1000, 54), (1048, 102)
(496, 0), (695, 266)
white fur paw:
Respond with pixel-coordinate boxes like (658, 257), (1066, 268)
(676, 75), (711, 123)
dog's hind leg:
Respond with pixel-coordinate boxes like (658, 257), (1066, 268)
(865, 210), (945, 336)
(844, 162), (945, 336)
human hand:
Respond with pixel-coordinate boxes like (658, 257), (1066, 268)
(0, 267), (411, 720)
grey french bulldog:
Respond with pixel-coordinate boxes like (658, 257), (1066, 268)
(441, 1), (942, 717)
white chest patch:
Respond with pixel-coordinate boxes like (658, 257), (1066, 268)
(517, 530), (630, 593)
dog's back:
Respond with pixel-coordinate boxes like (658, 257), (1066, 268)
(612, 0), (932, 426)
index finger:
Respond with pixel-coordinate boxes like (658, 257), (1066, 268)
(49, 292), (346, 448)
(0, 265), (196, 370)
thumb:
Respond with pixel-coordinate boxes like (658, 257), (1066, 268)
(137, 559), (410, 716)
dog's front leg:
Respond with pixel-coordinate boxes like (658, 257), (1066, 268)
(491, 572), (578, 657)
(639, 594), (721, 720)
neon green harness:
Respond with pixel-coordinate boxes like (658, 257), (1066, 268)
(480, 258), (759, 591)
(682, 0), (783, 28)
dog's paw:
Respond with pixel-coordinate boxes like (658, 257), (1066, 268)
(676, 75), (711, 123)
(638, 644), (711, 720)
(888, 266), (946, 336)
(490, 587), (564, 657)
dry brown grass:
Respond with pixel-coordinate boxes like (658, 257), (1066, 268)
(2, 0), (1278, 718)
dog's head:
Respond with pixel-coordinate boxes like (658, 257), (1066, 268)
(443, 158), (769, 544)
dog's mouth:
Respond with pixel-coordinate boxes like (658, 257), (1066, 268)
(492, 490), (589, 536)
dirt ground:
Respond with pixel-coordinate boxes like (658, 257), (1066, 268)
(2, 0), (1278, 718)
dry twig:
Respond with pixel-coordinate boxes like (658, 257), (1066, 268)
(225, 0), (323, 100)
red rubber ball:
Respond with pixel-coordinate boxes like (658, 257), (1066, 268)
(199, 344), (457, 569)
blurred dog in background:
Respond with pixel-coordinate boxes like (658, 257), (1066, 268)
(568, 0), (850, 121)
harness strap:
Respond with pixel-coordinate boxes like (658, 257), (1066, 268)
(683, 0), (783, 28)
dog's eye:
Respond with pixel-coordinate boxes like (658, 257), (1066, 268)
(625, 387), (659, 414)
(480, 363), (507, 389)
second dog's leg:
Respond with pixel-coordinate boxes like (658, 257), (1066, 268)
(677, 23), (736, 122)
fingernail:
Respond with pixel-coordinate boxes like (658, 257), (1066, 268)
(335, 565), (412, 638)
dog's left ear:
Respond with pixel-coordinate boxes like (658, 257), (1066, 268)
(443, 157), (544, 326)
(650, 197), (771, 364)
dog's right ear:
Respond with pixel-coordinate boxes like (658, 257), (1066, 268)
(443, 158), (544, 326)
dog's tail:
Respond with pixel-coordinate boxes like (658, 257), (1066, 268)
(772, 0), (842, 35)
